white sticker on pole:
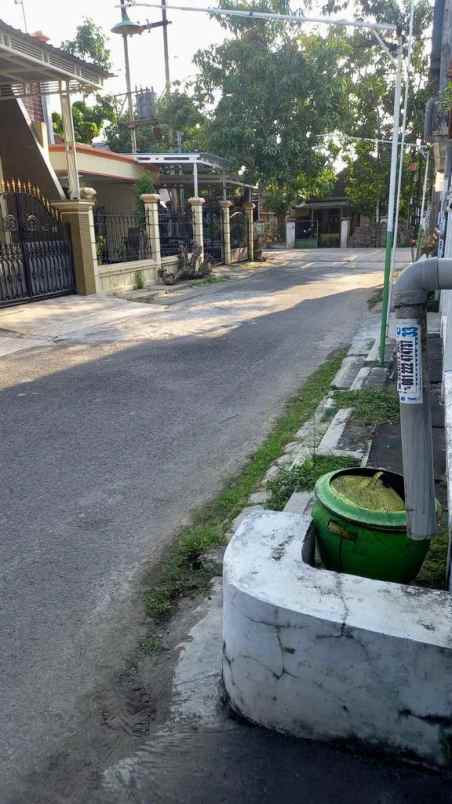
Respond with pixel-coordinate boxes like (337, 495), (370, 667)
(396, 320), (422, 404)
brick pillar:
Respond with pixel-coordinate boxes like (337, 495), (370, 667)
(141, 193), (161, 268)
(53, 188), (98, 295)
(243, 201), (255, 262)
(189, 196), (206, 260)
(219, 199), (232, 265)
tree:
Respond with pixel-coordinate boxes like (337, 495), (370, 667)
(104, 88), (206, 153)
(193, 26), (351, 215)
(52, 96), (115, 144)
(317, 0), (433, 221)
(56, 19), (114, 144)
(61, 18), (112, 72)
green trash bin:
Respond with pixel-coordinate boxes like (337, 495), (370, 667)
(312, 467), (432, 584)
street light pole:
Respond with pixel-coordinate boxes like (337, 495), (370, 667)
(122, 31), (138, 153)
(113, 1), (173, 150)
(161, 0), (171, 92)
(378, 46), (403, 364)
(14, 0), (28, 32)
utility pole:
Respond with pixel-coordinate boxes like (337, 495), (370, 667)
(112, 1), (172, 152)
(123, 34), (138, 153)
(114, 0), (138, 152)
(161, 0), (171, 92)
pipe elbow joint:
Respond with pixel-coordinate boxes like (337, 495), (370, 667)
(394, 257), (452, 308)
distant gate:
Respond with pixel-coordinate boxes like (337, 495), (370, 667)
(0, 180), (75, 306)
(203, 203), (224, 263)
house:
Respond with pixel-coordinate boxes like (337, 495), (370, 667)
(0, 18), (107, 304)
(49, 143), (159, 213)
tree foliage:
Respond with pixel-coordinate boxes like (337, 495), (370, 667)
(52, 96), (115, 144)
(313, 0), (433, 220)
(104, 87), (205, 153)
(193, 27), (351, 214)
(56, 3), (432, 222)
(61, 18), (112, 71)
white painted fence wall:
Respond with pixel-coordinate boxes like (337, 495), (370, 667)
(440, 289), (452, 589)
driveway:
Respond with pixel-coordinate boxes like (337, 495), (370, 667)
(1, 249), (392, 801)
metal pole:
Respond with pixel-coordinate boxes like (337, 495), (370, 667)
(416, 148), (431, 256)
(15, 0), (28, 32)
(161, 0), (171, 92)
(395, 298), (436, 540)
(193, 160), (198, 197)
(122, 33), (137, 153)
(387, 0), (415, 321)
(60, 82), (80, 200)
(378, 45), (403, 364)
(129, 2), (396, 31)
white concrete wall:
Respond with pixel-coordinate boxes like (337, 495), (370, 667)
(441, 289), (452, 589)
(92, 182), (137, 215)
(96, 258), (159, 293)
(224, 511), (452, 767)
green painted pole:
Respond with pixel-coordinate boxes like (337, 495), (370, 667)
(379, 46), (403, 365)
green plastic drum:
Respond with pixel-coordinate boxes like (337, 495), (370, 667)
(312, 468), (431, 583)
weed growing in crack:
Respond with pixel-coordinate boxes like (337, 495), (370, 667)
(267, 455), (358, 511)
(334, 388), (399, 425)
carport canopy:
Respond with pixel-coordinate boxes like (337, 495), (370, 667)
(0, 19), (107, 199)
(135, 152), (256, 199)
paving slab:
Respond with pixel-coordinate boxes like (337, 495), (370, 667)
(283, 491), (312, 514)
(331, 356), (364, 389)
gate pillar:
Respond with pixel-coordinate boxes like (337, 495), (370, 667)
(188, 197), (206, 261)
(219, 200), (232, 265)
(243, 201), (255, 262)
(53, 190), (98, 295)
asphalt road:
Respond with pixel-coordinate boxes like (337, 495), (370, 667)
(1, 251), (385, 801)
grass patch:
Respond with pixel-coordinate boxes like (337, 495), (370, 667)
(267, 455), (359, 511)
(139, 637), (161, 655)
(190, 276), (227, 287)
(416, 527), (448, 590)
(142, 350), (346, 621)
(335, 388), (400, 425)
(367, 286), (383, 308)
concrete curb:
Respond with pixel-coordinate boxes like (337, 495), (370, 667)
(246, 318), (389, 518)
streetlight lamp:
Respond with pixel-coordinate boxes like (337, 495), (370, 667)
(112, 0), (171, 152)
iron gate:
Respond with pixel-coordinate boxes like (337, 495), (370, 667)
(159, 204), (193, 256)
(203, 203), (224, 263)
(0, 181), (75, 306)
(230, 207), (248, 250)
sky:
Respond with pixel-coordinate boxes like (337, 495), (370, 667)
(4, 0), (231, 98)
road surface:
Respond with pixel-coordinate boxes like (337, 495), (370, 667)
(1, 250), (388, 801)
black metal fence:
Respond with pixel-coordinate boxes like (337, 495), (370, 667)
(159, 205), (193, 257)
(203, 204), (224, 263)
(230, 207), (248, 250)
(0, 187), (74, 305)
(94, 209), (152, 265)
